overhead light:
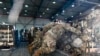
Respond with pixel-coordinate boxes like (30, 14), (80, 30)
(80, 12), (82, 15)
(0, 1), (3, 4)
(52, 1), (56, 4)
(61, 10), (65, 15)
(25, 5), (28, 7)
(71, 16), (73, 17)
(71, 4), (75, 7)
(52, 16), (54, 18)
(46, 8), (49, 10)
(62, 10), (65, 13)
(91, 8), (95, 11)
(56, 14), (58, 16)
(40, 15), (42, 17)
(25, 10), (27, 12)
(43, 12), (45, 14)
(24, 14), (27, 15)
(4, 8), (7, 10)
(7, 12), (9, 14)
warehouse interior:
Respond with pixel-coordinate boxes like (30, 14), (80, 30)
(0, 0), (100, 56)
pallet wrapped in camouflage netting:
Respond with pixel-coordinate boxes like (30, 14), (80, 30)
(28, 22), (92, 56)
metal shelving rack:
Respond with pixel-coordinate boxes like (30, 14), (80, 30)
(0, 24), (14, 49)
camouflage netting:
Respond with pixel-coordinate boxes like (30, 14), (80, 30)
(28, 22), (58, 55)
(28, 27), (43, 55)
(28, 22), (92, 56)
(83, 8), (100, 49)
(26, 8), (100, 56)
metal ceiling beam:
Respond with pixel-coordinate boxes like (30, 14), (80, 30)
(66, 0), (99, 21)
(50, 0), (75, 20)
(38, 0), (55, 19)
(72, 5), (97, 21)
(38, 10), (59, 14)
(33, 0), (44, 18)
(80, 0), (100, 5)
(23, 18), (33, 29)
(33, 6), (60, 10)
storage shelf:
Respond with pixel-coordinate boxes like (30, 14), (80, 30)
(0, 24), (14, 49)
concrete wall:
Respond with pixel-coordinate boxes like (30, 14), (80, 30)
(0, 15), (51, 30)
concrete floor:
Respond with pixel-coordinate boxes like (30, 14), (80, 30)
(2, 42), (100, 56)
(0, 48), (68, 56)
(0, 41), (100, 56)
(0, 42), (30, 56)
(0, 46), (68, 56)
(0, 47), (30, 56)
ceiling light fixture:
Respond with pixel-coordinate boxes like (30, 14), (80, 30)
(25, 5), (28, 7)
(91, 8), (95, 11)
(4, 8), (7, 10)
(43, 12), (45, 14)
(24, 14), (27, 15)
(62, 10), (65, 13)
(25, 10), (27, 12)
(52, 16), (54, 18)
(71, 4), (75, 7)
(52, 1), (56, 4)
(0, 1), (3, 4)
(80, 12), (82, 15)
(56, 14), (58, 16)
(46, 8), (49, 10)
(7, 12), (9, 14)
(71, 16), (73, 17)
(40, 15), (42, 17)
